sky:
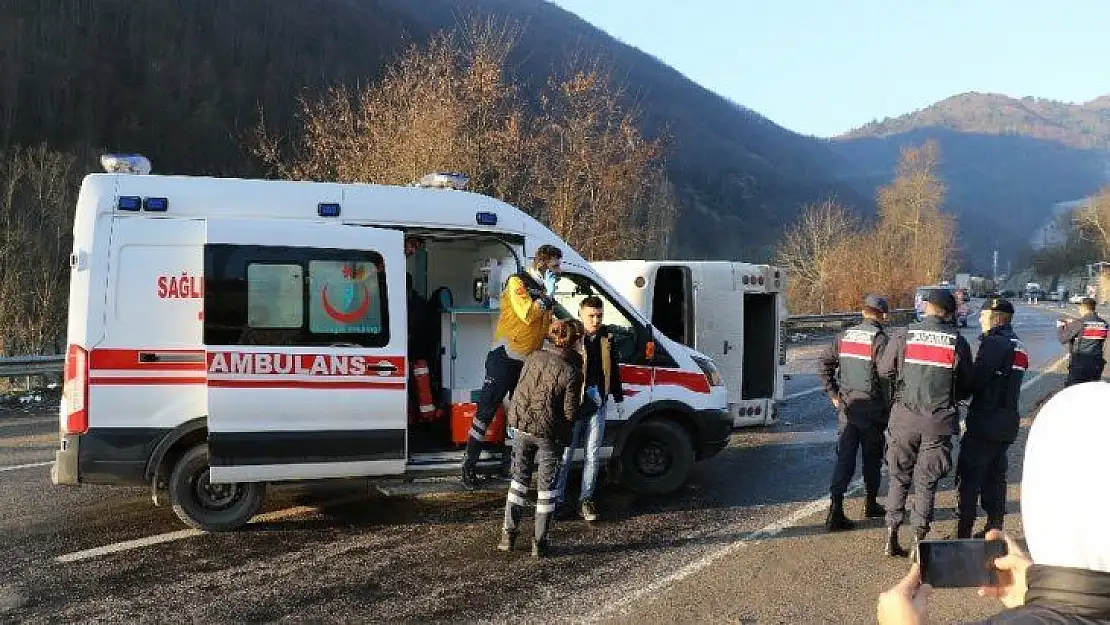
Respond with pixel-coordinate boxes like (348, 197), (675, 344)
(549, 1), (1110, 138)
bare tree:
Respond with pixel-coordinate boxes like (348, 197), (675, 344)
(253, 18), (676, 260)
(774, 198), (861, 313)
(1077, 187), (1110, 257)
(0, 144), (83, 355)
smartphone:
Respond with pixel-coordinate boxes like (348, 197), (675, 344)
(918, 539), (1007, 588)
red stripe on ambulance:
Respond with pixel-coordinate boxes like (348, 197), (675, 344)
(90, 348), (206, 371)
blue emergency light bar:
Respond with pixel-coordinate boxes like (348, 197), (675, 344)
(318, 203), (341, 217)
(143, 197), (168, 212)
(118, 196), (142, 211)
(476, 211), (497, 226)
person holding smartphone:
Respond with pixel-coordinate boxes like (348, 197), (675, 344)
(955, 298), (1025, 539)
(877, 382), (1110, 624)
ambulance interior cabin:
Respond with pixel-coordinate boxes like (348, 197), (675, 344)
(405, 230), (641, 455)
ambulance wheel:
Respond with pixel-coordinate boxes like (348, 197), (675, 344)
(620, 418), (694, 496)
(168, 445), (265, 532)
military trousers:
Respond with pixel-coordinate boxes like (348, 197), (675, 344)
(955, 435), (1010, 528)
(885, 424), (953, 534)
(830, 420), (885, 499)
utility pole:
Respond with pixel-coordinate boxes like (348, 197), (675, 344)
(992, 249), (998, 282)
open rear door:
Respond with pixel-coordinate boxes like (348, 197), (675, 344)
(204, 219), (407, 483)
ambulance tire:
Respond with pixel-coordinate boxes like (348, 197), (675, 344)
(620, 418), (694, 496)
(169, 445), (265, 532)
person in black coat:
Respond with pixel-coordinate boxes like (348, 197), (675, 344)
(497, 318), (584, 558)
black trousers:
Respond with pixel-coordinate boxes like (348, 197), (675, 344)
(830, 420), (885, 498)
(1066, 358), (1105, 386)
(885, 426), (953, 533)
(465, 347), (524, 466)
(503, 432), (562, 543)
(955, 435), (1009, 526)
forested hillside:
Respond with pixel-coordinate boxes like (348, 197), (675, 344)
(835, 93), (1110, 272)
(0, 0), (861, 261)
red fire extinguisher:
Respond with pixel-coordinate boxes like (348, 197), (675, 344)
(412, 359), (437, 423)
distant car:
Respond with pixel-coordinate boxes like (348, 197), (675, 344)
(1070, 293), (1087, 304)
(1047, 291), (1062, 302)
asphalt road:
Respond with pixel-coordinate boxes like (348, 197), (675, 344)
(0, 302), (1086, 624)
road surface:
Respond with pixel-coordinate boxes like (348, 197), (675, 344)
(0, 303), (1086, 623)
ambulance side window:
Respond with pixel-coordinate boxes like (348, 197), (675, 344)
(204, 244), (390, 348)
(247, 264), (304, 328)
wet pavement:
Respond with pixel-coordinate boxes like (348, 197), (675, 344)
(0, 302), (1088, 623)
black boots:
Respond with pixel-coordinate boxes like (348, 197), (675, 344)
(531, 539), (548, 558)
(825, 496), (855, 532)
(885, 526), (908, 558)
(864, 493), (886, 518)
(497, 531), (516, 552)
(461, 462), (480, 490)
(973, 517), (1004, 539)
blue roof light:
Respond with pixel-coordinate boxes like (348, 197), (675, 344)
(143, 197), (168, 212)
(476, 211), (497, 226)
(118, 196), (141, 211)
(318, 203), (341, 217)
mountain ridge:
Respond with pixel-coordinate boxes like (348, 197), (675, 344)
(840, 91), (1110, 149)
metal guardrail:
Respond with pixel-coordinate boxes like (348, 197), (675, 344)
(0, 355), (64, 378)
(784, 308), (916, 332)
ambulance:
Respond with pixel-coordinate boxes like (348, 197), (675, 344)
(591, 261), (786, 428)
(51, 157), (731, 531)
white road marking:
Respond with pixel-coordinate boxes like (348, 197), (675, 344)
(1021, 355), (1068, 390)
(54, 495), (368, 563)
(590, 353), (1072, 621)
(587, 475), (868, 622)
(784, 385), (824, 400)
(0, 461), (52, 473)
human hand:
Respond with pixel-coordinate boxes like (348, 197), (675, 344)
(543, 270), (558, 297)
(877, 563), (933, 625)
(977, 530), (1032, 609)
(830, 396), (841, 409)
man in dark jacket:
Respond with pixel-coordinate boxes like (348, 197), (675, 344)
(818, 294), (892, 531)
(498, 319), (583, 558)
(955, 298), (1025, 539)
(878, 289), (974, 557)
(1057, 297), (1107, 386)
(554, 296), (625, 522)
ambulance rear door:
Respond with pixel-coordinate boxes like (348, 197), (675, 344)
(691, 264), (745, 399)
(204, 218), (407, 483)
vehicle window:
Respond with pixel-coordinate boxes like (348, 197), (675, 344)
(554, 274), (639, 362)
(247, 264), (304, 328)
(308, 260), (385, 335)
(204, 244), (390, 348)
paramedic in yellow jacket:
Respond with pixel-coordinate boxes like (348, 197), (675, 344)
(462, 244), (563, 488)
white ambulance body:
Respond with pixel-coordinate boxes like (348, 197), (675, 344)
(53, 169), (731, 531)
(592, 261), (786, 428)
